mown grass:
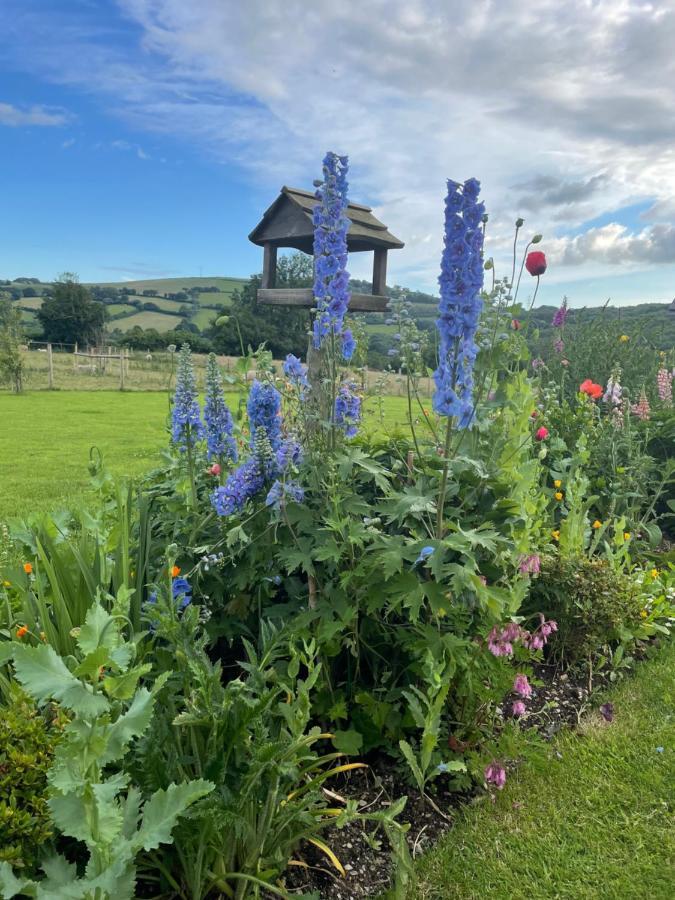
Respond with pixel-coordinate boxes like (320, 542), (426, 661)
(0, 391), (413, 520)
(412, 640), (675, 900)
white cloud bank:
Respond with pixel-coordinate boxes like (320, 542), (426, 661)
(3, 0), (675, 296)
(0, 102), (70, 127)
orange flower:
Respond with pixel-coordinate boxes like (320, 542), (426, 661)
(23, 562), (33, 574)
(592, 520), (602, 529)
(16, 625), (28, 639)
(171, 565), (181, 578)
(579, 379), (603, 401)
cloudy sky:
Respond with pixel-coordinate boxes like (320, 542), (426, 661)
(1, 0), (674, 306)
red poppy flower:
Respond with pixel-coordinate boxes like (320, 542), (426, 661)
(580, 379), (603, 400)
(525, 251), (547, 276)
(511, 318), (521, 331)
(535, 426), (549, 441)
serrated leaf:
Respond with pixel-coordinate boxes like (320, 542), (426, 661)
(332, 729), (363, 755)
(12, 643), (109, 718)
(100, 687), (155, 765)
(40, 855), (77, 887)
(399, 740), (425, 792)
(0, 862), (37, 898)
(73, 645), (111, 679)
(134, 780), (214, 852)
(77, 602), (117, 655)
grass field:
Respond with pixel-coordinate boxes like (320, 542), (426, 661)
(91, 276), (247, 294)
(0, 390), (413, 520)
(413, 641), (675, 899)
(113, 310), (182, 331)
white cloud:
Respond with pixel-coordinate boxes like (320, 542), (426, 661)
(3, 0), (675, 297)
(0, 101), (70, 127)
(111, 138), (151, 159)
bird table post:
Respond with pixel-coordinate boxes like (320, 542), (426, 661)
(47, 342), (54, 390)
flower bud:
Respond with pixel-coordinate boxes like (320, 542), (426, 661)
(531, 234), (543, 244)
(515, 217), (524, 228)
(484, 259), (494, 270)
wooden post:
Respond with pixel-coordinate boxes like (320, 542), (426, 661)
(47, 343), (54, 389)
(119, 350), (125, 391)
(73, 342), (78, 371)
(262, 243), (277, 289)
(372, 248), (388, 296)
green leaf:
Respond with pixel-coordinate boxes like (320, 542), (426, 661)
(399, 740), (425, 793)
(40, 855), (77, 887)
(103, 664), (152, 700)
(134, 780), (214, 852)
(73, 645), (111, 679)
(77, 602), (117, 655)
(100, 687), (155, 765)
(0, 862), (37, 898)
(332, 729), (363, 755)
(12, 643), (109, 718)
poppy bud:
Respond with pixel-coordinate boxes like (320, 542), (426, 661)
(525, 251), (547, 276)
(531, 234), (543, 244)
(516, 217), (524, 228)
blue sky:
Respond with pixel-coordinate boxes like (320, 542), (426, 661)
(1, 0), (675, 306)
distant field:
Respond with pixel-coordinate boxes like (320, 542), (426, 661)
(0, 391), (413, 519)
(17, 297), (43, 311)
(113, 310), (183, 332)
(107, 302), (138, 316)
(91, 276), (247, 294)
(133, 296), (184, 313)
(192, 308), (218, 329)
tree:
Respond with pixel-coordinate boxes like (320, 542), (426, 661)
(36, 273), (107, 346)
(0, 300), (25, 393)
(210, 252), (312, 359)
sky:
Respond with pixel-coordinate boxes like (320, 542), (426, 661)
(1, 0), (675, 306)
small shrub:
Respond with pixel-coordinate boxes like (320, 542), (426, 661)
(525, 555), (642, 662)
(0, 691), (64, 871)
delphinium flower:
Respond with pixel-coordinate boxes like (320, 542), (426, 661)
(203, 352), (237, 464)
(172, 576), (192, 610)
(657, 367), (672, 406)
(415, 546), (435, 566)
(171, 343), (203, 447)
(283, 354), (309, 392)
(312, 152), (351, 350)
(335, 382), (361, 438)
(433, 178), (485, 428)
(276, 438), (303, 472)
(211, 457), (265, 516)
(342, 328), (356, 361)
(265, 479), (305, 510)
(247, 379), (282, 451)
(484, 762), (506, 789)
(631, 388), (651, 421)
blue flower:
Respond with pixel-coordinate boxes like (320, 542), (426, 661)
(276, 439), (303, 472)
(265, 478), (305, 510)
(433, 179), (485, 428)
(335, 383), (361, 439)
(171, 344), (204, 447)
(415, 546), (435, 565)
(204, 352), (237, 463)
(247, 380), (282, 451)
(211, 457), (265, 516)
(283, 354), (309, 390)
(342, 328), (356, 361)
(312, 152), (352, 349)
(172, 576), (192, 610)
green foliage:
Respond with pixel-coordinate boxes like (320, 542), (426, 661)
(36, 273), (107, 346)
(0, 599), (212, 899)
(524, 554), (643, 662)
(0, 691), (65, 871)
(0, 301), (25, 394)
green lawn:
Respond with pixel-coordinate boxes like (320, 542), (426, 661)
(0, 391), (412, 520)
(413, 641), (675, 900)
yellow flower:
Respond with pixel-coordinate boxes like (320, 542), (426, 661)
(553, 479), (562, 488)
(2, 580), (10, 588)
(640, 610), (648, 619)
(619, 334), (629, 342)
(623, 532), (631, 541)
(554, 491), (564, 501)
(551, 530), (560, 541)
(650, 568), (659, 579)
(39, 631), (46, 642)
(592, 520), (602, 529)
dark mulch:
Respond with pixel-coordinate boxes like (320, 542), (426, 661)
(281, 658), (615, 899)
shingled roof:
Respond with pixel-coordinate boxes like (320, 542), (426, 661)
(248, 186), (404, 253)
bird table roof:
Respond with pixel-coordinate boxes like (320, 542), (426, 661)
(248, 186), (404, 253)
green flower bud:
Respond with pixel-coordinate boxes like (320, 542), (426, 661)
(516, 218), (524, 228)
(532, 234), (543, 244)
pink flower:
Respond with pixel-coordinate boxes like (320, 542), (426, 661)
(485, 761), (507, 789)
(208, 463), (222, 476)
(511, 318), (521, 331)
(513, 674), (532, 698)
(657, 368), (672, 406)
(552, 298), (569, 328)
(631, 389), (651, 421)
(553, 338), (565, 354)
(535, 426), (549, 441)
(519, 554), (541, 576)
(512, 700), (526, 717)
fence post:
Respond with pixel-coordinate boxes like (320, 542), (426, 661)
(73, 342), (78, 371)
(119, 350), (125, 391)
(47, 343), (54, 390)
